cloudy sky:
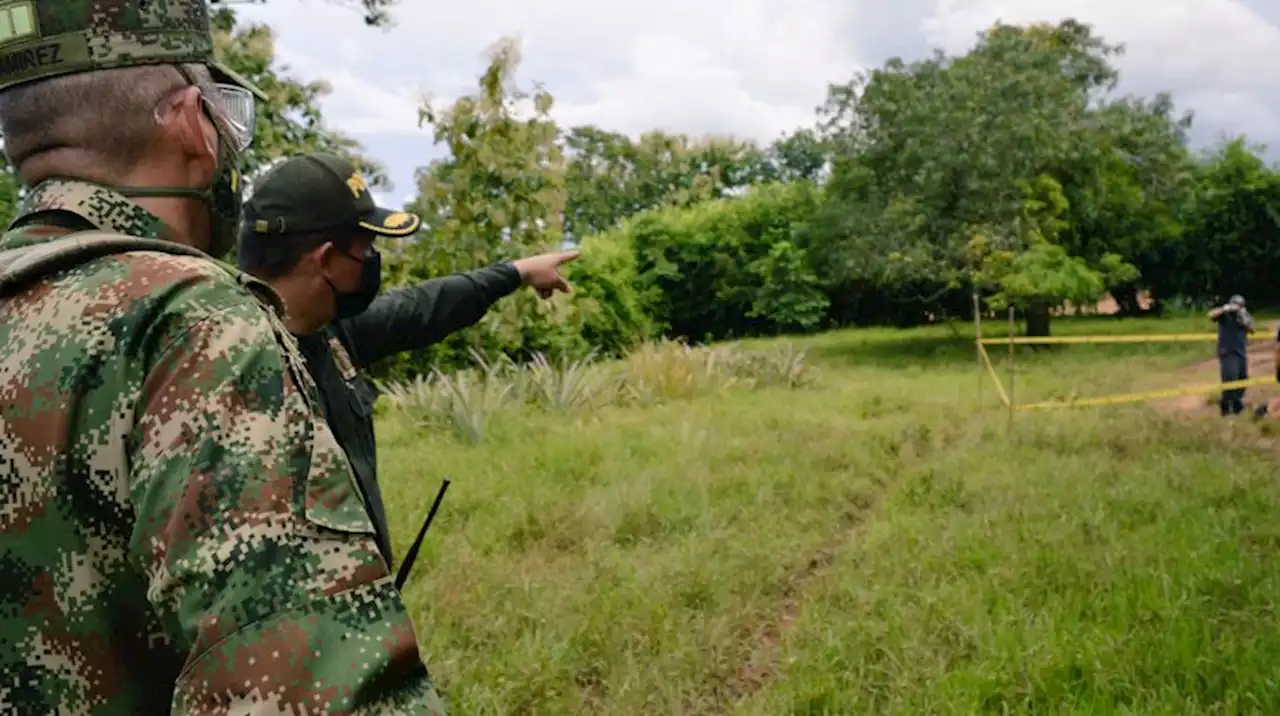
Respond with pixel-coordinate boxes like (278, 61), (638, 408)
(238, 0), (1280, 210)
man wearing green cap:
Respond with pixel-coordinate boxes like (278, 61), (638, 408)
(237, 152), (578, 566)
(0, 2), (443, 714)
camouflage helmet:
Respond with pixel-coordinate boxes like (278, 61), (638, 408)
(0, 0), (265, 100)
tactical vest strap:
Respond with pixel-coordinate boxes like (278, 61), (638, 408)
(0, 230), (284, 314)
(0, 231), (207, 296)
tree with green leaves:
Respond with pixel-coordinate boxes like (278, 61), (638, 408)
(562, 128), (773, 239)
(626, 181), (828, 340)
(1147, 137), (1280, 306)
(407, 36), (566, 270)
(561, 125), (640, 239)
(816, 19), (1185, 335)
(972, 174), (1137, 333)
(562, 126), (823, 240)
(765, 128), (828, 183)
(1054, 93), (1194, 314)
(375, 36), (653, 375)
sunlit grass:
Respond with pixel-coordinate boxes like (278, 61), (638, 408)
(378, 314), (1280, 714)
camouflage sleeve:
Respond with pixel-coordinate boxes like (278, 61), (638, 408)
(127, 295), (445, 714)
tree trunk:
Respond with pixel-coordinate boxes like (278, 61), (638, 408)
(1147, 293), (1165, 316)
(1111, 283), (1143, 315)
(1025, 301), (1051, 338)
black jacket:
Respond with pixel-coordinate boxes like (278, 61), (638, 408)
(295, 263), (522, 565)
(1215, 307), (1254, 358)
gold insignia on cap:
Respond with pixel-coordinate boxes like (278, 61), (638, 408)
(383, 212), (413, 229)
(346, 172), (368, 198)
(254, 219), (269, 232)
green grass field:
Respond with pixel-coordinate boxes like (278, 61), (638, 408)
(378, 313), (1280, 714)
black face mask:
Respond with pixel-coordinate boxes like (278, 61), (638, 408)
(117, 69), (243, 259)
(326, 248), (382, 320)
(120, 134), (242, 259)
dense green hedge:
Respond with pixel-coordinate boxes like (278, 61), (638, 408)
(373, 136), (1280, 384)
(627, 181), (828, 341)
(372, 182), (830, 380)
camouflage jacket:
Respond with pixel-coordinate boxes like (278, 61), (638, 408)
(0, 181), (446, 715)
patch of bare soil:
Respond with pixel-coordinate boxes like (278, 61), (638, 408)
(730, 506), (868, 702)
(1155, 339), (1280, 419)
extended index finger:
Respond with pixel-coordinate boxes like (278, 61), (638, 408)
(555, 250), (582, 264)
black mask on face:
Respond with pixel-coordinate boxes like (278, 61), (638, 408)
(325, 247), (382, 320)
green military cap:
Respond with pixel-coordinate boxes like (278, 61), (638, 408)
(244, 153), (422, 237)
(0, 0), (265, 100)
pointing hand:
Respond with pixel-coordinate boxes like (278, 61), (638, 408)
(513, 250), (581, 299)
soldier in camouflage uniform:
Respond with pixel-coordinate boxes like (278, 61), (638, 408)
(0, 2), (445, 713)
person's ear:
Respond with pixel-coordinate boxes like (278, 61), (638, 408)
(312, 241), (342, 274)
(160, 86), (217, 168)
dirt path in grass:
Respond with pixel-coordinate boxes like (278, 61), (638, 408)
(729, 503), (872, 704)
(727, 334), (1277, 707)
(1155, 339), (1280, 418)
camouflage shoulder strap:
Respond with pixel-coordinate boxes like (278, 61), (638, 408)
(0, 226), (312, 401)
(0, 230), (206, 296)
(0, 230), (284, 314)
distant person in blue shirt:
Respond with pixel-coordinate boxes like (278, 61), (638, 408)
(1209, 294), (1255, 416)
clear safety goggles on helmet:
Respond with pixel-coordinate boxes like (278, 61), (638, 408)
(207, 83), (256, 153)
(152, 73), (258, 153)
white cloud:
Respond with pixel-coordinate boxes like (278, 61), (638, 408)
(246, 0), (857, 141)
(550, 31), (819, 141)
(235, 0), (1280, 206)
(923, 0), (1280, 81)
(269, 44), (423, 136)
(236, 0), (861, 204)
(921, 0), (1280, 145)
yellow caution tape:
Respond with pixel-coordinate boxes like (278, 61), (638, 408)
(975, 331), (1276, 412)
(980, 333), (1270, 345)
(1011, 377), (1275, 411)
(978, 343), (1010, 407)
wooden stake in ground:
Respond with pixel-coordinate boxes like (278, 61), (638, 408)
(974, 291), (983, 407)
(1008, 306), (1015, 428)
